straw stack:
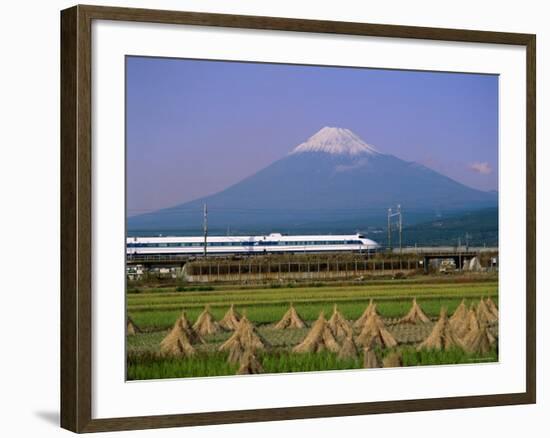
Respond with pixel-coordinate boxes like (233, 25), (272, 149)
(363, 338), (381, 368)
(275, 303), (306, 329)
(353, 299), (375, 329)
(399, 298), (430, 324)
(476, 298), (498, 325)
(417, 307), (463, 351)
(219, 315), (269, 363)
(453, 305), (477, 339)
(382, 351), (403, 368)
(462, 322), (496, 355)
(126, 316), (141, 336)
(293, 311), (340, 353)
(356, 310), (397, 349)
(237, 349), (264, 375)
(160, 311), (203, 356)
(338, 334), (359, 360)
(193, 305), (222, 336)
(449, 299), (468, 329)
(485, 297), (499, 320)
(219, 304), (241, 331)
(328, 305), (354, 339)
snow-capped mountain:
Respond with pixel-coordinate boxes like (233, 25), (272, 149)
(128, 127), (497, 234)
(291, 127), (379, 156)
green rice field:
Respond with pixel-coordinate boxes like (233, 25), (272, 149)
(128, 279), (498, 330)
(127, 277), (498, 380)
(127, 347), (497, 381)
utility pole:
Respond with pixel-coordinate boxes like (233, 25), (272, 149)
(387, 208), (392, 251)
(387, 205), (403, 254)
(203, 203), (208, 257)
(458, 237), (462, 270)
(398, 204), (402, 255)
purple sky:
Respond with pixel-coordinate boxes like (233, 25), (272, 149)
(126, 57), (498, 216)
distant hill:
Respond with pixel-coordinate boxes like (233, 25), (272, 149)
(128, 127), (497, 235)
(398, 207), (498, 247)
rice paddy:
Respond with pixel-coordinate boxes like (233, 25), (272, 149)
(127, 277), (498, 380)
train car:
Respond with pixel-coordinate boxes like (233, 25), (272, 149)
(126, 233), (379, 256)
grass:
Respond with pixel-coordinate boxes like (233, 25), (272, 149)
(126, 277), (499, 379)
(126, 350), (366, 380)
(175, 285), (215, 292)
(130, 297), (495, 331)
(127, 281), (497, 330)
(127, 351), (238, 379)
(126, 273), (497, 294)
(400, 346), (498, 366)
(127, 346), (498, 380)
(129, 280), (496, 304)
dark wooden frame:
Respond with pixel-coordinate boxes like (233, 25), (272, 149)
(61, 4), (536, 433)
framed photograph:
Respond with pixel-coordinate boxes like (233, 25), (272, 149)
(60, 5), (536, 433)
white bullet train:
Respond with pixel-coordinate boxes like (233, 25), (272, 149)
(127, 233), (379, 256)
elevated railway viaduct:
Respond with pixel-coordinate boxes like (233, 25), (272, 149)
(126, 247), (498, 281)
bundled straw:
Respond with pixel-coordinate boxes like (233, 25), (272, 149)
(399, 298), (430, 324)
(160, 312), (203, 356)
(127, 316), (141, 336)
(237, 349), (264, 375)
(338, 334), (358, 360)
(353, 299), (375, 329)
(485, 297), (499, 320)
(356, 309), (397, 349)
(328, 305), (353, 339)
(476, 298), (498, 325)
(462, 322), (496, 355)
(454, 306), (479, 339)
(219, 315), (269, 363)
(275, 303), (306, 329)
(449, 299), (468, 329)
(293, 311), (340, 353)
(363, 338), (381, 368)
(382, 351), (403, 368)
(193, 305), (222, 335)
(219, 304), (241, 331)
(227, 342), (245, 364)
(417, 307), (463, 351)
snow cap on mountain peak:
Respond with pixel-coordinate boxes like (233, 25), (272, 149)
(290, 127), (380, 156)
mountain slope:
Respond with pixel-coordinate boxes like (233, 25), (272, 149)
(128, 127), (497, 234)
(400, 207), (498, 246)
